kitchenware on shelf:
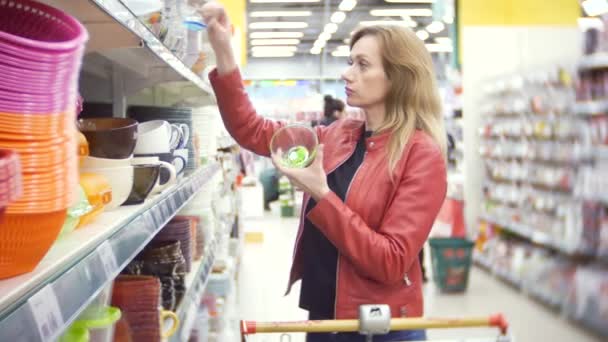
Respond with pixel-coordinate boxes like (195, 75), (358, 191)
(80, 165), (134, 210)
(131, 157), (177, 195)
(77, 118), (138, 159)
(111, 275), (162, 312)
(0, 149), (22, 208)
(81, 155), (133, 169)
(0, 209), (68, 278)
(154, 218), (193, 272)
(133, 120), (188, 154)
(134, 153), (182, 186)
(72, 306), (121, 342)
(124, 164), (161, 205)
(172, 148), (189, 176)
(77, 172), (113, 226)
(270, 124), (318, 168)
(60, 186), (93, 236)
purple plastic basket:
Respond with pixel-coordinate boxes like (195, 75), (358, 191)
(0, 0), (89, 52)
(0, 49), (82, 71)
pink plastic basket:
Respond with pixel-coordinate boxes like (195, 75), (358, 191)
(0, 0), (88, 52)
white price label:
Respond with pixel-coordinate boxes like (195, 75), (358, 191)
(181, 301), (198, 341)
(98, 241), (118, 279)
(29, 285), (64, 341)
(169, 196), (177, 210)
(153, 209), (163, 225)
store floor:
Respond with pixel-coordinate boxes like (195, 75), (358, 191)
(238, 212), (602, 342)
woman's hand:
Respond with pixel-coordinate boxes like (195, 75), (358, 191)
(199, 2), (237, 74)
(272, 145), (331, 202)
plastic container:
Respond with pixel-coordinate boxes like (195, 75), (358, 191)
(72, 306), (121, 342)
(59, 326), (89, 342)
(270, 124), (318, 168)
(429, 238), (475, 292)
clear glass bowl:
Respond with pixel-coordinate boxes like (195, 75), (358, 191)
(270, 124), (318, 168)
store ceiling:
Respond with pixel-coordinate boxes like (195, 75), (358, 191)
(246, 0), (453, 58)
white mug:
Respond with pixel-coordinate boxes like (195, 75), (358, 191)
(173, 124), (190, 150)
(135, 121), (184, 154)
(131, 156), (177, 193)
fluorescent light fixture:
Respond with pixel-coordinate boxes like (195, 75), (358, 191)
(252, 51), (295, 57)
(251, 46), (298, 52)
(310, 47), (322, 54)
(335, 45), (350, 51)
(250, 11), (312, 17)
(443, 15), (454, 24)
(426, 21), (445, 34)
(332, 50), (350, 57)
(370, 9), (433, 17)
(319, 32), (332, 41)
(360, 20), (417, 28)
(416, 30), (429, 40)
(384, 0), (435, 3)
(331, 11), (347, 23)
(249, 22), (308, 29)
(339, 0), (357, 12)
(324, 23), (339, 34)
(434, 37), (452, 45)
(314, 39), (326, 48)
(251, 39), (300, 46)
(251, 0), (320, 3)
(425, 43), (452, 53)
(250, 31), (304, 39)
(578, 17), (604, 30)
(582, 0), (608, 16)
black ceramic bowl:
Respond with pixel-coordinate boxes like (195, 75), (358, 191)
(78, 118), (138, 159)
(125, 164), (161, 205)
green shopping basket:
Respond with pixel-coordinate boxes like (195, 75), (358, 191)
(429, 238), (474, 292)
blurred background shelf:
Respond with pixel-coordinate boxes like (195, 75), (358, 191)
(0, 163), (220, 342)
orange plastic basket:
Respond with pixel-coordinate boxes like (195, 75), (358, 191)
(0, 209), (67, 279)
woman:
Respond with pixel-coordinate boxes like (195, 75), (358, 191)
(320, 95), (346, 126)
(201, 3), (447, 341)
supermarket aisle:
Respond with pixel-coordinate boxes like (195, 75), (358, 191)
(238, 212), (602, 342)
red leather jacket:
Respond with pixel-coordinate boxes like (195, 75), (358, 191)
(210, 69), (447, 319)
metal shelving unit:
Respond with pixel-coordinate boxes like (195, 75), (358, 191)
(0, 163), (220, 341)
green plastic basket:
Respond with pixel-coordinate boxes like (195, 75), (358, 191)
(429, 238), (474, 292)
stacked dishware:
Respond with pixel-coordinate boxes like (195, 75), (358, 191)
(0, 150), (22, 214)
(0, 0), (88, 278)
(192, 106), (222, 161)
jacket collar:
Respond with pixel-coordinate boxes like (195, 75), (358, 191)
(339, 119), (391, 152)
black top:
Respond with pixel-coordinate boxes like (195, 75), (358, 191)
(299, 130), (371, 318)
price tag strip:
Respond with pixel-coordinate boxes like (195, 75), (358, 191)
(97, 241), (119, 280)
(28, 285), (64, 341)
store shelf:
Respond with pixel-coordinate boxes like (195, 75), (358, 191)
(171, 228), (222, 342)
(473, 254), (522, 288)
(479, 214), (574, 255)
(0, 163), (220, 342)
(579, 53), (608, 71)
(574, 100), (608, 115)
(41, 0), (214, 97)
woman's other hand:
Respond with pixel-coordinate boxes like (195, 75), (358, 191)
(272, 145), (331, 202)
(199, 2), (237, 74)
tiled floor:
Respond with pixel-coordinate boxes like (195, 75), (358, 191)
(238, 213), (603, 342)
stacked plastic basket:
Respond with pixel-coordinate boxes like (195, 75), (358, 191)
(0, 0), (88, 278)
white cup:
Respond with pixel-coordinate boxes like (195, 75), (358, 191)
(172, 149), (189, 175)
(131, 156), (177, 193)
(135, 120), (188, 154)
(80, 155), (132, 169)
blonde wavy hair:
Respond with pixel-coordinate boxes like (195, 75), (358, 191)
(350, 25), (447, 175)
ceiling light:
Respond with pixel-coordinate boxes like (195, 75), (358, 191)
(360, 20), (417, 28)
(425, 43), (452, 53)
(416, 30), (429, 40)
(332, 50), (350, 57)
(384, 0), (435, 3)
(443, 15), (454, 24)
(249, 22), (308, 29)
(578, 17), (604, 30)
(252, 51), (295, 57)
(310, 47), (322, 54)
(426, 21), (445, 34)
(250, 31), (304, 39)
(344, 38), (351, 44)
(324, 23), (338, 34)
(582, 0), (608, 16)
(251, 46), (298, 52)
(314, 39), (327, 48)
(434, 37), (452, 45)
(250, 11), (312, 17)
(251, 0), (320, 3)
(339, 0), (357, 12)
(331, 11), (346, 23)
(370, 9), (433, 17)
(319, 32), (332, 41)
(335, 45), (350, 51)
(251, 39), (301, 46)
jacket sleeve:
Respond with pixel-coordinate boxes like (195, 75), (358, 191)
(306, 141), (447, 285)
(209, 68), (325, 156)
